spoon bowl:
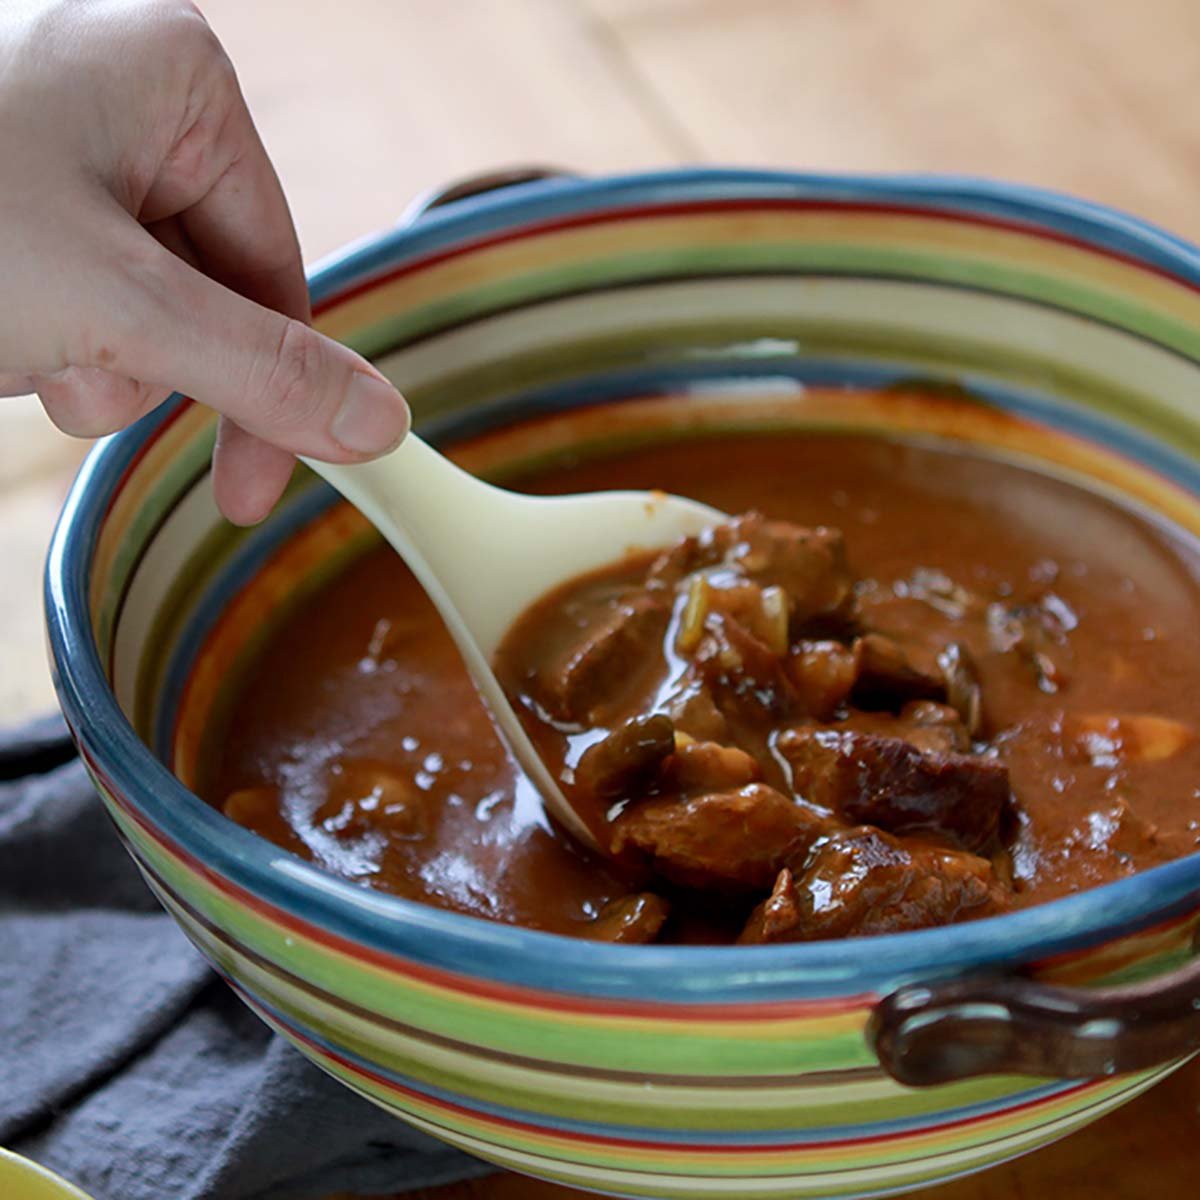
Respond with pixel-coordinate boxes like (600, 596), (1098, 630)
(305, 433), (724, 849)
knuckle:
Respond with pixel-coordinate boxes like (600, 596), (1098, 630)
(151, 3), (240, 104)
(182, 10), (239, 91)
(36, 368), (120, 437)
(157, 2), (222, 56)
(255, 320), (325, 429)
(129, 2), (211, 57)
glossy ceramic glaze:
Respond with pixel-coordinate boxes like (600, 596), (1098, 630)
(0, 1150), (94, 1200)
(46, 170), (1200, 1199)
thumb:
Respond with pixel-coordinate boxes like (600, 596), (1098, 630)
(93, 239), (409, 461)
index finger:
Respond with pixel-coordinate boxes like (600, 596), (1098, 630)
(141, 70), (310, 323)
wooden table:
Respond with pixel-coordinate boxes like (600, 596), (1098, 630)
(3, 0), (1199, 1194)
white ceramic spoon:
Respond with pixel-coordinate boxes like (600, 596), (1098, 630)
(304, 434), (725, 851)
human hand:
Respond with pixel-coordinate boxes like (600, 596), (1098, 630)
(0, 0), (409, 523)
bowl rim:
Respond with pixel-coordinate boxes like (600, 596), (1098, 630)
(45, 166), (1200, 1002)
(0, 1148), (94, 1200)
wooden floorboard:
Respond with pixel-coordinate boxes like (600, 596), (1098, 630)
(586, 0), (1200, 238)
(203, 0), (683, 262)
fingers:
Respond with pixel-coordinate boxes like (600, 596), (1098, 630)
(0, 371), (35, 398)
(0, 4), (389, 526)
(142, 61), (309, 323)
(211, 416), (295, 525)
(91, 232), (409, 461)
(33, 360), (304, 529)
(33, 367), (171, 437)
(141, 82), (314, 523)
(145, 213), (201, 271)
(154, 93), (312, 524)
(181, 106), (310, 323)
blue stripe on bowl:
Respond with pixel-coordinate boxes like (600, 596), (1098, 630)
(45, 170), (1200, 1005)
(308, 168), (1200, 306)
(420, 356), (1200, 499)
(151, 480), (337, 760)
(228, 982), (1080, 1148)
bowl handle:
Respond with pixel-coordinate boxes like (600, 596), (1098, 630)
(398, 166), (580, 227)
(868, 933), (1200, 1085)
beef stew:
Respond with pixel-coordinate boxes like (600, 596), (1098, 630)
(207, 427), (1200, 944)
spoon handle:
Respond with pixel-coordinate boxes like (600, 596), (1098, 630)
(311, 436), (723, 654)
(303, 433), (720, 854)
(308, 435), (538, 651)
(303, 440), (600, 849)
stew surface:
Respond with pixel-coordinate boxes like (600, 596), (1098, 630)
(208, 428), (1200, 943)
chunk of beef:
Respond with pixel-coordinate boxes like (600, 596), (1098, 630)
(651, 513), (854, 627)
(787, 639), (859, 720)
(777, 726), (1009, 852)
(537, 593), (669, 723)
(738, 868), (804, 944)
(744, 827), (1010, 942)
(665, 736), (762, 791)
(853, 572), (984, 708)
(788, 633), (980, 731)
(582, 893), (670, 944)
(831, 702), (970, 754)
(851, 633), (945, 708)
(689, 612), (798, 724)
(644, 538), (696, 591)
(574, 715), (676, 801)
(896, 701), (972, 754)
(938, 641), (983, 737)
(718, 515), (855, 622)
(663, 684), (729, 742)
(611, 783), (832, 891)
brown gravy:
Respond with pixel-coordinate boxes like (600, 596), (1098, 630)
(207, 430), (1200, 942)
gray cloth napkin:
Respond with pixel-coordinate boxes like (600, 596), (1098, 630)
(0, 725), (492, 1200)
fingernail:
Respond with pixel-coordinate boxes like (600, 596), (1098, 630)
(331, 372), (409, 454)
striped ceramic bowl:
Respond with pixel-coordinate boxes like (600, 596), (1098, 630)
(46, 169), (1200, 1199)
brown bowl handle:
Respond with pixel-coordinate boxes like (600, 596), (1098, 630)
(398, 166), (580, 227)
(868, 936), (1200, 1086)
